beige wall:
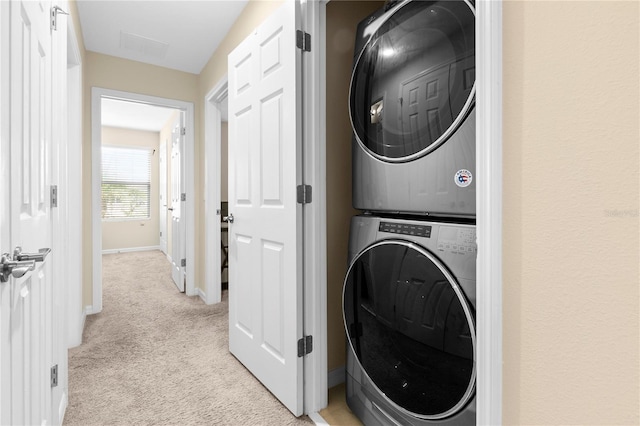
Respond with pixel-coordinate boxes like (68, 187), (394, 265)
(325, 0), (384, 372)
(82, 52), (198, 306)
(502, 1), (639, 424)
(101, 127), (160, 251)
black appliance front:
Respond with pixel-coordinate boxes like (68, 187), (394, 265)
(343, 240), (476, 424)
(350, 0), (475, 161)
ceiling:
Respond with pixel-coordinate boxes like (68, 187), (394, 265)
(76, 0), (249, 74)
(82, 1), (235, 129)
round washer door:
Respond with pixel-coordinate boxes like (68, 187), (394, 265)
(349, 0), (475, 162)
(343, 240), (475, 420)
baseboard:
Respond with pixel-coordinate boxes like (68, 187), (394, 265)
(328, 365), (345, 389)
(85, 304), (95, 315)
(59, 391), (68, 425)
(197, 287), (206, 303)
(308, 412), (329, 426)
(69, 308), (87, 348)
(102, 245), (160, 255)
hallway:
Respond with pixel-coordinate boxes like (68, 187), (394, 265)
(64, 251), (312, 425)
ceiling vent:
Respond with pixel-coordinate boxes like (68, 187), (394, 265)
(119, 31), (169, 60)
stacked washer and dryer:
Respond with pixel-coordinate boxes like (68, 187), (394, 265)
(342, 1), (477, 425)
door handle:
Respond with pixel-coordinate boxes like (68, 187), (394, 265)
(223, 213), (234, 223)
(13, 247), (51, 262)
(0, 253), (35, 282)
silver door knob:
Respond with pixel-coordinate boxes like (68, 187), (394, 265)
(223, 213), (234, 223)
(1, 253), (36, 283)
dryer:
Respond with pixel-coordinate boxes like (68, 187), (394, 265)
(343, 215), (476, 425)
(350, 0), (476, 218)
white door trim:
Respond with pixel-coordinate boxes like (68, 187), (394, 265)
(476, 0), (503, 424)
(301, 0), (328, 414)
(315, 0), (502, 420)
(65, 10), (83, 349)
(91, 87), (196, 313)
(203, 76), (228, 305)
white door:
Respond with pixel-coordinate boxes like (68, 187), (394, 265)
(0, 1), (64, 424)
(170, 113), (185, 291)
(227, 0), (304, 416)
(159, 138), (168, 254)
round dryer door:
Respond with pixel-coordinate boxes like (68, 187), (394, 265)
(349, 0), (475, 162)
(343, 240), (476, 419)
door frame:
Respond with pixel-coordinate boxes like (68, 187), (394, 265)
(65, 10), (84, 349)
(475, 0), (503, 423)
(91, 87), (196, 312)
(315, 0), (502, 421)
(203, 77), (228, 305)
(301, 0), (328, 413)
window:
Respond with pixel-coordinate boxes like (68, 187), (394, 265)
(101, 146), (152, 219)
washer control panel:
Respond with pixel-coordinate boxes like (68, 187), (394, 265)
(437, 226), (476, 255)
(379, 221), (431, 238)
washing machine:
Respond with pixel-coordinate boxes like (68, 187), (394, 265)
(343, 215), (476, 425)
(350, 0), (476, 218)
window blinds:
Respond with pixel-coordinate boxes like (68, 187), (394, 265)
(101, 146), (151, 219)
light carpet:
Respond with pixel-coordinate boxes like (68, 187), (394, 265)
(64, 250), (313, 426)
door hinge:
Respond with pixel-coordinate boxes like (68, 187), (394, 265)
(296, 30), (311, 52)
(181, 258), (186, 267)
(181, 127), (186, 136)
(181, 193), (186, 202)
(297, 185), (312, 204)
(297, 335), (313, 357)
(51, 364), (58, 387)
(159, 231), (163, 237)
(50, 185), (58, 208)
(50, 6), (68, 32)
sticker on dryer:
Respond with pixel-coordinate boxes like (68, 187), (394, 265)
(454, 169), (473, 188)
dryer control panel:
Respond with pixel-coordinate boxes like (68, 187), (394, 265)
(379, 221), (431, 238)
(437, 226), (477, 255)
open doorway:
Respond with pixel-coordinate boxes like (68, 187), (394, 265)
(91, 88), (196, 312)
(220, 101), (229, 290)
(203, 78), (228, 305)
(100, 98), (187, 293)
(100, 99), (176, 253)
